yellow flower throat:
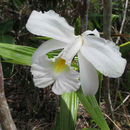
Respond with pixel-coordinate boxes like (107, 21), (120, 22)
(54, 58), (69, 73)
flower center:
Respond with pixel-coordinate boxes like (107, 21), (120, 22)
(54, 58), (69, 73)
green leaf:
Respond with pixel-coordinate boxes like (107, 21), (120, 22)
(96, 72), (103, 103)
(0, 43), (36, 65)
(112, 14), (119, 23)
(120, 41), (130, 58)
(77, 88), (110, 130)
(0, 35), (15, 77)
(32, 36), (51, 40)
(54, 92), (79, 130)
(74, 17), (81, 35)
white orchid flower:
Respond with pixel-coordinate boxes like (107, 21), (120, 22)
(26, 10), (126, 96)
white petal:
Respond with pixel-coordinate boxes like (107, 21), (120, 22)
(81, 36), (127, 78)
(31, 39), (66, 63)
(26, 10), (75, 43)
(78, 52), (99, 96)
(61, 36), (82, 65)
(83, 29), (100, 37)
(31, 56), (55, 88)
(52, 68), (80, 95)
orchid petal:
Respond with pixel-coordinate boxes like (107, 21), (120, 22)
(83, 29), (100, 37)
(78, 52), (99, 96)
(52, 69), (80, 95)
(26, 10), (75, 43)
(31, 56), (54, 88)
(81, 36), (126, 78)
(61, 36), (82, 65)
(31, 39), (66, 63)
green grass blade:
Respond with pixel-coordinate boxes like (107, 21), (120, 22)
(0, 43), (36, 65)
(32, 36), (51, 40)
(77, 88), (110, 130)
(96, 72), (103, 103)
(54, 92), (79, 130)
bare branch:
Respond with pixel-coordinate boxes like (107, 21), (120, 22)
(103, 113), (122, 130)
(114, 94), (130, 111)
(78, 0), (89, 32)
(0, 59), (17, 130)
(116, 0), (129, 44)
(103, 0), (112, 40)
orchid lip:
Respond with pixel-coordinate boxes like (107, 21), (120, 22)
(53, 58), (70, 74)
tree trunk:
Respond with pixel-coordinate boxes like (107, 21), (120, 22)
(103, 0), (112, 40)
(78, 0), (89, 32)
(103, 0), (117, 129)
(0, 60), (17, 130)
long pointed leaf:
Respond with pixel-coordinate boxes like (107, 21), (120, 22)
(77, 88), (110, 130)
(0, 43), (35, 65)
(54, 92), (79, 130)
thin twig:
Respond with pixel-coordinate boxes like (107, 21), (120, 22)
(107, 79), (114, 114)
(113, 78), (120, 108)
(116, 0), (129, 44)
(114, 94), (130, 111)
(103, 113), (122, 130)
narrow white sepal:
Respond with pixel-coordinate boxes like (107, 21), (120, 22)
(78, 52), (99, 96)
